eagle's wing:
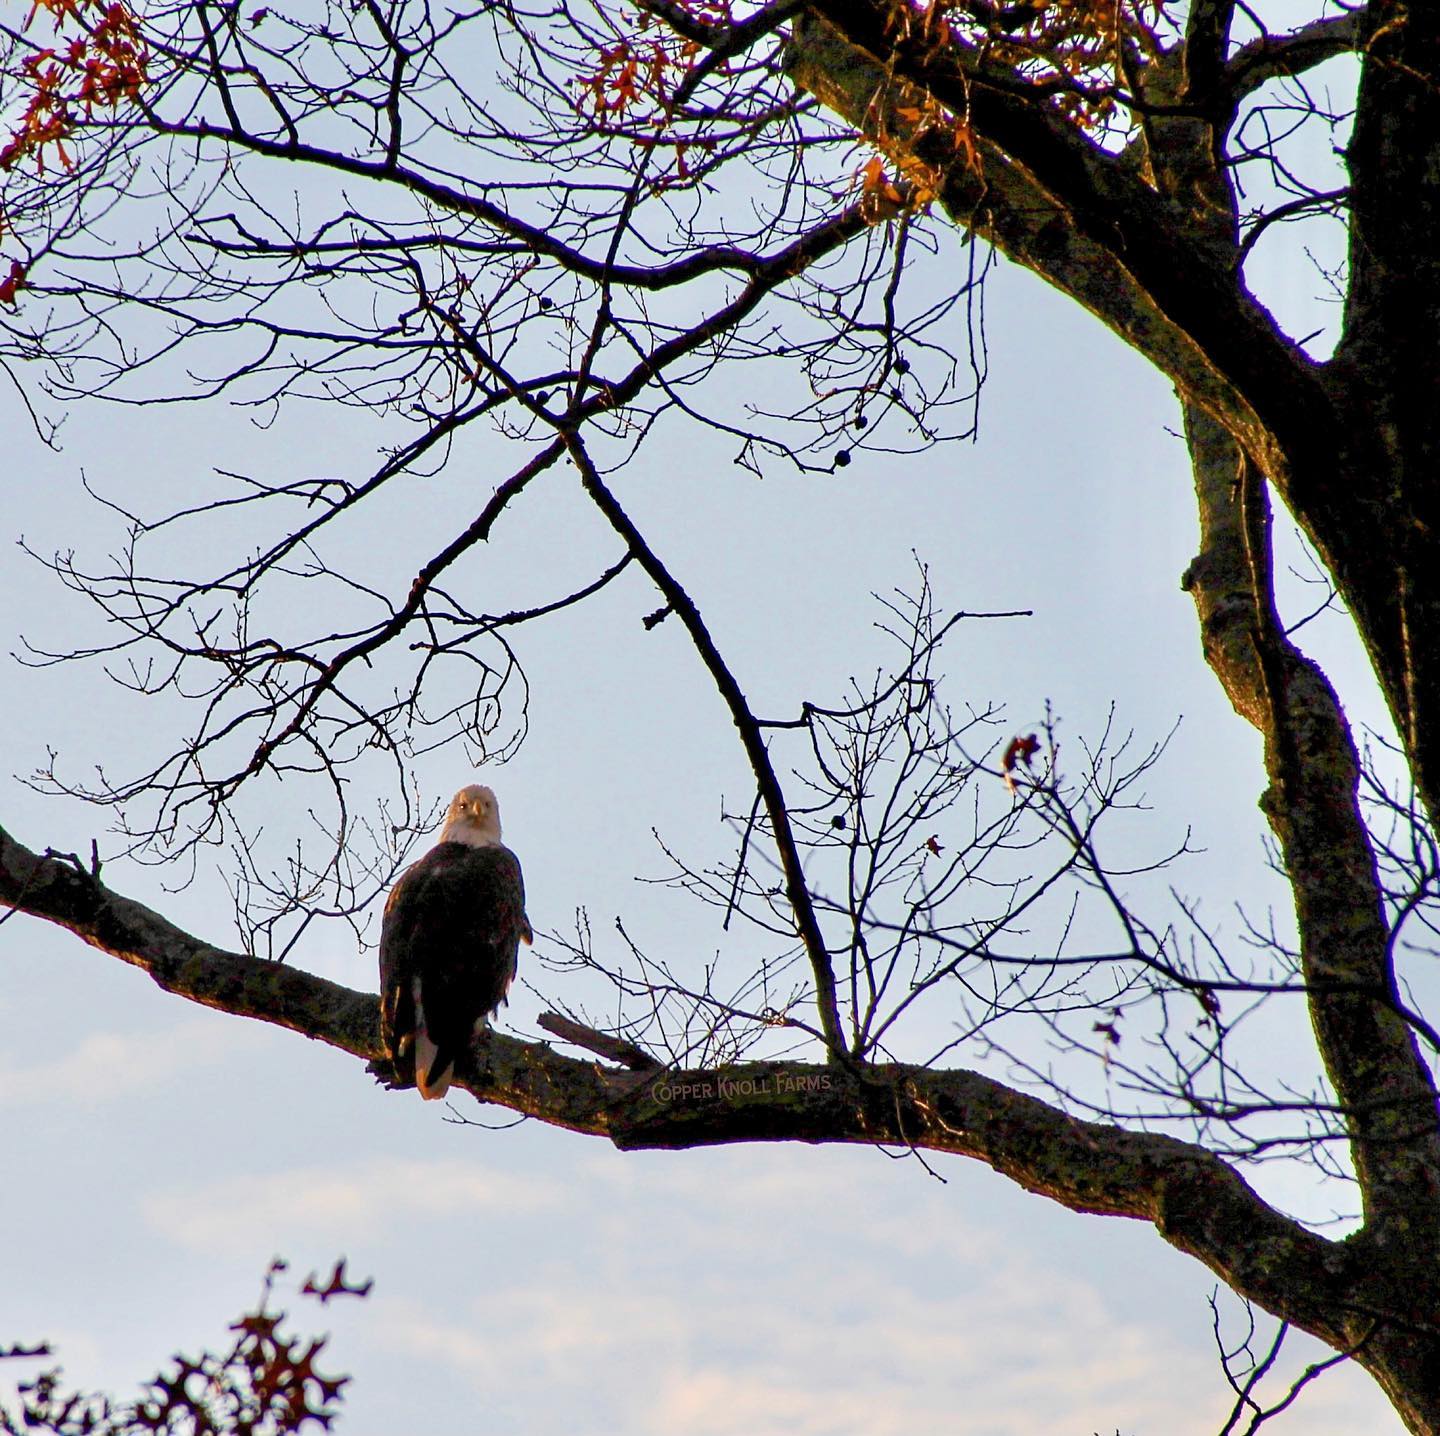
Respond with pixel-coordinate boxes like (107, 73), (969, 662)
(378, 855), (430, 1069)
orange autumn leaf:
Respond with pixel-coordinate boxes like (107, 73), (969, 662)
(2, 0), (149, 174)
(858, 154), (905, 216)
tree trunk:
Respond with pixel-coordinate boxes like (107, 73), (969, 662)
(786, 3), (1440, 1427)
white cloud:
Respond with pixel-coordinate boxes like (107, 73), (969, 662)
(0, 1018), (271, 1108)
(144, 1158), (558, 1254)
(356, 1148), (1395, 1436)
(370, 1240), (1225, 1436)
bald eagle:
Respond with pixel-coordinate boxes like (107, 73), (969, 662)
(379, 785), (532, 1100)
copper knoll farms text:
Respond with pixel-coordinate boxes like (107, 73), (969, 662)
(650, 1072), (834, 1104)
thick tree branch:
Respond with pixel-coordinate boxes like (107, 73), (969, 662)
(1180, 410), (1440, 1225)
(0, 821), (379, 1058)
(1224, 12), (1363, 102)
(1179, 408), (1440, 1429)
(1, 815), (1365, 1357)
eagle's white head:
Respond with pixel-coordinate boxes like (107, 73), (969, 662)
(439, 784), (503, 847)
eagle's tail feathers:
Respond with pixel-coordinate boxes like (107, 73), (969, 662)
(415, 1033), (451, 1100)
(411, 978), (452, 1100)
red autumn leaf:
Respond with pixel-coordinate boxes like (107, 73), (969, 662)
(0, 260), (26, 306)
(1001, 733), (1040, 793)
(300, 1258), (374, 1305)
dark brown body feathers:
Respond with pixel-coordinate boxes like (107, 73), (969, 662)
(379, 840), (529, 1098)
